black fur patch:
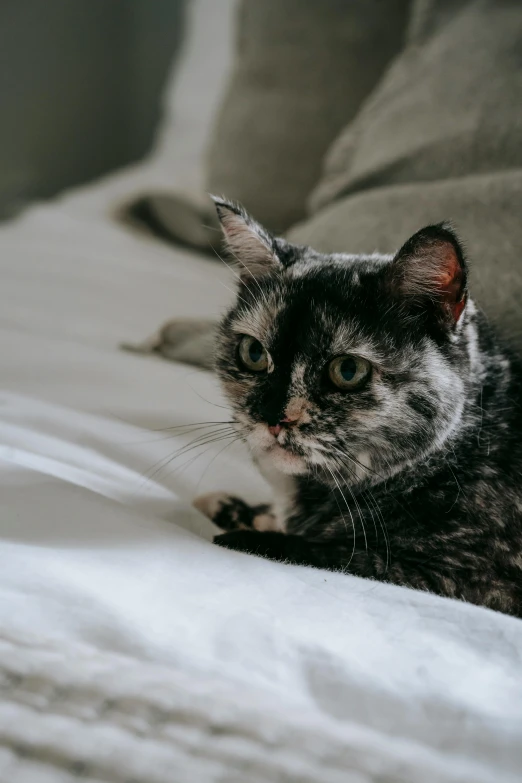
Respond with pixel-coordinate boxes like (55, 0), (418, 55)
(407, 392), (437, 421)
(211, 199), (522, 617)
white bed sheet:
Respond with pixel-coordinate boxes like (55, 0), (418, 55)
(0, 172), (521, 783)
(0, 4), (521, 780)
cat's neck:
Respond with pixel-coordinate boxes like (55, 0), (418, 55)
(255, 451), (298, 532)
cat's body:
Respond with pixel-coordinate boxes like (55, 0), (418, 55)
(194, 197), (522, 617)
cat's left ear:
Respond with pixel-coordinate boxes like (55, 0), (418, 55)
(211, 196), (280, 280)
(387, 223), (468, 326)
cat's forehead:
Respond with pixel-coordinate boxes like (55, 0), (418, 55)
(285, 248), (393, 279)
(230, 260), (392, 360)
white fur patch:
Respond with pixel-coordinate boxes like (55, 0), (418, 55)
(256, 451), (301, 531)
(193, 491), (230, 520)
(252, 513), (278, 532)
(354, 451), (373, 482)
(248, 424), (307, 477)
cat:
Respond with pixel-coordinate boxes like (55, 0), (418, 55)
(194, 196), (522, 617)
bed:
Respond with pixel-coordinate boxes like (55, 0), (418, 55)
(0, 3), (521, 781)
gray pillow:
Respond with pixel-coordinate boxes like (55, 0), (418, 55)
(310, 0), (522, 211)
(206, 0), (411, 234)
(289, 0), (522, 343)
(289, 170), (522, 345)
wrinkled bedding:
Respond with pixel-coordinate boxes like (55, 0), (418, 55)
(0, 152), (520, 783)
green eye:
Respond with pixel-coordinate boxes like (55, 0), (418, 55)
(238, 335), (269, 372)
(328, 355), (371, 390)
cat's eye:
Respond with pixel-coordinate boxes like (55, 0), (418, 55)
(328, 355), (371, 390)
(238, 335), (269, 372)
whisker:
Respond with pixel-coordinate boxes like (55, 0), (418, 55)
(328, 447), (390, 571)
(209, 245), (260, 310)
(185, 384), (231, 411)
(148, 432), (238, 483)
(174, 435), (242, 480)
(445, 451), (462, 513)
(219, 279), (251, 309)
(326, 465), (357, 565)
(331, 462), (368, 555)
(363, 487), (391, 572)
(209, 244), (244, 286)
(142, 428), (237, 484)
(153, 420), (235, 433)
(338, 467), (369, 552)
(226, 246), (271, 309)
(126, 421), (236, 446)
(195, 436), (243, 492)
(330, 444), (385, 484)
(325, 468), (351, 545)
(477, 386), (484, 446)
(358, 490), (379, 545)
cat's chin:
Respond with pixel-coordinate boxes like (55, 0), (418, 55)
(246, 423), (308, 475)
(265, 443), (307, 475)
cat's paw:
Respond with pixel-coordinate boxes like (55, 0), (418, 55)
(214, 530), (312, 565)
(193, 492), (255, 531)
(214, 530), (287, 559)
(193, 491), (230, 521)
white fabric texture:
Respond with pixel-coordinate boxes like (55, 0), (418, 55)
(0, 2), (521, 781)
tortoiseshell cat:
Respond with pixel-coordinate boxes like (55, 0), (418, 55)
(194, 197), (522, 617)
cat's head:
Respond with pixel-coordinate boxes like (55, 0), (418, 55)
(213, 197), (474, 483)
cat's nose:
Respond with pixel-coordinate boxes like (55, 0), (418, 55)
(268, 417), (297, 437)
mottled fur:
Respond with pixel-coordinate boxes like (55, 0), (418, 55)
(195, 197), (522, 617)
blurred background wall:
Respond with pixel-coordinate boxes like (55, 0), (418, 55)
(0, 0), (185, 218)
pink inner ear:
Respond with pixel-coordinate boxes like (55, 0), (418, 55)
(216, 212), (277, 281)
(392, 226), (468, 325)
(434, 245), (466, 321)
(453, 296), (466, 322)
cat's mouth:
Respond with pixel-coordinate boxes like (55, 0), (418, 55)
(267, 439), (295, 455)
(267, 441), (307, 474)
(266, 427), (299, 454)
(247, 422), (308, 474)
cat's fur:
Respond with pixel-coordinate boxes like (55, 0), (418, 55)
(194, 197), (522, 617)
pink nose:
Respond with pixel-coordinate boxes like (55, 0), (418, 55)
(268, 417), (297, 437)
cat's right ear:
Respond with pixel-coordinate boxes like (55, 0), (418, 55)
(211, 196), (280, 281)
(386, 223), (468, 327)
